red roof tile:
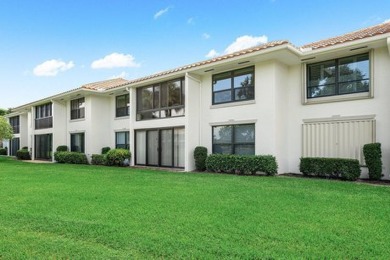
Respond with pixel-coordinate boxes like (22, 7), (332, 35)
(301, 21), (390, 50)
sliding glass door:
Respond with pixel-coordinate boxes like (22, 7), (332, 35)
(135, 127), (184, 168)
(35, 134), (52, 160)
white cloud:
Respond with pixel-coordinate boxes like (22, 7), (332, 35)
(205, 49), (219, 58)
(33, 59), (74, 76)
(187, 17), (194, 24)
(110, 71), (129, 79)
(224, 35), (268, 54)
(154, 7), (170, 19)
(385, 18), (390, 23)
(202, 33), (210, 39)
(91, 53), (140, 69)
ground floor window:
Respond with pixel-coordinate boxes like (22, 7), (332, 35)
(116, 131), (129, 149)
(71, 133), (85, 153)
(35, 134), (52, 160)
(212, 124), (255, 155)
(135, 127), (184, 168)
(10, 138), (20, 156)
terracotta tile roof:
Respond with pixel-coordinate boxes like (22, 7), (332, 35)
(301, 21), (390, 50)
(81, 78), (129, 91)
(127, 40), (290, 84)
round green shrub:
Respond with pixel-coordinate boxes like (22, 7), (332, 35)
(363, 143), (382, 180)
(54, 151), (88, 164)
(105, 149), (131, 166)
(194, 146), (207, 171)
(0, 147), (7, 155)
(102, 147), (111, 155)
(91, 154), (106, 165)
(16, 149), (31, 160)
(56, 145), (69, 152)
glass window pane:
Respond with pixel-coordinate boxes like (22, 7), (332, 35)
(147, 130), (159, 165)
(235, 144), (255, 155)
(308, 61), (336, 87)
(234, 125), (255, 143)
(161, 83), (168, 108)
(153, 86), (160, 109)
(213, 78), (231, 91)
(136, 131), (146, 165)
(161, 129), (173, 166)
(71, 133), (84, 153)
(235, 87), (254, 101)
(168, 80), (181, 106)
(174, 128), (185, 167)
(214, 90), (232, 103)
(234, 73), (253, 89)
(308, 84), (336, 98)
(213, 126), (232, 144)
(339, 80), (369, 94)
(213, 144), (232, 154)
(141, 87), (153, 110)
(339, 54), (369, 83)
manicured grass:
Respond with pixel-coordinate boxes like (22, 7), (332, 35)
(0, 156), (390, 259)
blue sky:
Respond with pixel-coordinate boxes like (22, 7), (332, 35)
(0, 0), (389, 108)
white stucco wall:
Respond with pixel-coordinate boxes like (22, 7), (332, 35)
(287, 47), (390, 178)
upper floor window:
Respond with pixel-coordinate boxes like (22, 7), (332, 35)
(35, 103), (52, 129)
(212, 124), (255, 155)
(136, 78), (185, 120)
(212, 66), (254, 105)
(9, 116), (20, 134)
(307, 53), (369, 99)
(71, 97), (85, 120)
(116, 94), (129, 117)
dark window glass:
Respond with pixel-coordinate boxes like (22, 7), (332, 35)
(9, 116), (20, 134)
(307, 53), (369, 98)
(136, 78), (185, 121)
(212, 124), (255, 155)
(71, 133), (85, 153)
(116, 131), (129, 149)
(116, 94), (129, 117)
(212, 67), (254, 104)
(35, 103), (52, 129)
(71, 98), (85, 120)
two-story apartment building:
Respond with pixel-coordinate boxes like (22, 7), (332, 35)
(4, 21), (390, 178)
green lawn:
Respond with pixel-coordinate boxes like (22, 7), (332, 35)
(0, 156), (390, 259)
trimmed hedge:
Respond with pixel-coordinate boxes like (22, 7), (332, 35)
(21, 146), (28, 150)
(91, 154), (106, 165)
(206, 154), (278, 176)
(363, 143), (383, 180)
(299, 157), (361, 181)
(54, 151), (88, 164)
(102, 147), (111, 155)
(0, 147), (7, 155)
(56, 145), (69, 152)
(105, 149), (131, 166)
(16, 149), (31, 160)
(194, 146), (208, 171)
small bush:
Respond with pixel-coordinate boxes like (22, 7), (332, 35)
(54, 151), (88, 164)
(299, 157), (361, 181)
(194, 146), (208, 171)
(0, 147), (7, 155)
(56, 145), (69, 152)
(363, 143), (383, 180)
(105, 149), (131, 166)
(102, 147), (111, 155)
(91, 154), (106, 165)
(206, 154), (278, 175)
(21, 146), (28, 150)
(16, 149), (31, 160)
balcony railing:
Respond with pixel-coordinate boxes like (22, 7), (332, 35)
(35, 117), (53, 129)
